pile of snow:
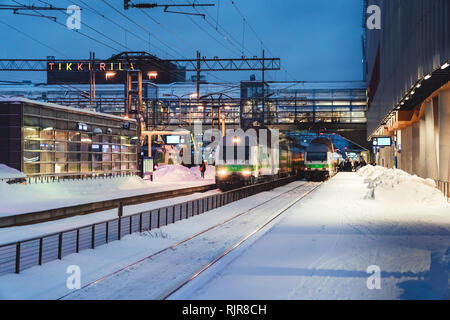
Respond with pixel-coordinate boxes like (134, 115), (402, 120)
(357, 165), (447, 207)
(153, 164), (215, 182)
(0, 164), (26, 180)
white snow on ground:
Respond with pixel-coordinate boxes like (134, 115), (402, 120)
(1, 169), (449, 300)
(0, 166), (215, 217)
(0, 182), (306, 299)
(153, 164), (215, 182)
(0, 164), (26, 179)
(172, 171), (450, 300)
(357, 165), (448, 207)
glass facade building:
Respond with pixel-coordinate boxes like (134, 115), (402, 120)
(0, 98), (138, 178)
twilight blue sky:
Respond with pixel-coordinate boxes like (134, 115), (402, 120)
(0, 0), (364, 83)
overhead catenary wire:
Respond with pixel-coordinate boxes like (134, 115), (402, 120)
(11, 0), (122, 52)
(228, 0), (296, 81)
(100, 0), (187, 59)
(187, 0), (277, 81)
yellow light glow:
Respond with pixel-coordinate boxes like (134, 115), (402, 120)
(232, 137), (239, 144)
(242, 169), (252, 176)
(218, 169), (227, 176)
(105, 72), (116, 80)
(147, 71), (158, 79)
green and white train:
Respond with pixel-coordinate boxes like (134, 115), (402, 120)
(214, 130), (304, 191)
(303, 137), (338, 181)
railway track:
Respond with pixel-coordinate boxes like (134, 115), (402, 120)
(59, 180), (322, 300)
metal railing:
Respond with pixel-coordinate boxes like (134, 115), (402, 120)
(0, 176), (297, 276)
(0, 171), (139, 184)
(435, 180), (449, 199)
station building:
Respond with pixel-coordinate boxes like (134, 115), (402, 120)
(365, 0), (450, 191)
(0, 98), (138, 179)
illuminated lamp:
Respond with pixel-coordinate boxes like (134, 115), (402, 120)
(441, 62), (449, 70)
(147, 71), (158, 79)
(105, 72), (116, 80)
(424, 74), (431, 80)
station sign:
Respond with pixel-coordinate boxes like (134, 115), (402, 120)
(372, 136), (392, 147)
(46, 58), (185, 85)
(142, 157), (154, 181)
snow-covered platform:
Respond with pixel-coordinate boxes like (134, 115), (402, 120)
(173, 170), (450, 300)
(0, 165), (215, 227)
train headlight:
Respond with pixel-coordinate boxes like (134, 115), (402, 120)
(242, 169), (252, 176)
(218, 169), (228, 176)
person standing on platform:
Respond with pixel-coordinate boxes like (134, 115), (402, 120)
(200, 161), (207, 179)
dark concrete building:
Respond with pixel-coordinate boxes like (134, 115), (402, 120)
(365, 0), (450, 190)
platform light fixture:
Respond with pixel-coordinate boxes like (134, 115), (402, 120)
(424, 74), (432, 80)
(105, 72), (116, 80)
(147, 71), (158, 79)
(441, 62), (449, 70)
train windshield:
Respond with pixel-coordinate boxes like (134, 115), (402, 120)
(306, 152), (327, 162)
(220, 137), (250, 162)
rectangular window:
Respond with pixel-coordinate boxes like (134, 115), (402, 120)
(306, 152), (327, 162)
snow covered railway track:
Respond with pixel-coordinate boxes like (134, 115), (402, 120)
(0, 177), (298, 279)
(59, 181), (322, 300)
(162, 182), (323, 300)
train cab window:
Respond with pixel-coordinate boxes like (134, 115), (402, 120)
(220, 136), (250, 162)
(307, 152), (327, 161)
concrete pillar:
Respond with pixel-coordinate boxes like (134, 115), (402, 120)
(400, 127), (413, 174)
(438, 90), (450, 183)
(419, 117), (427, 178)
(411, 122), (420, 175)
(425, 100), (439, 179)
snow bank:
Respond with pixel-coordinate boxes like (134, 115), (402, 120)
(357, 165), (447, 207)
(0, 164), (26, 179)
(153, 164), (215, 182)
(0, 174), (213, 216)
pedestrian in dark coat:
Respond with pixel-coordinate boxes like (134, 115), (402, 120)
(200, 161), (207, 179)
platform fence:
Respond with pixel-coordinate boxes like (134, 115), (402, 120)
(0, 175), (297, 276)
(436, 180), (449, 199)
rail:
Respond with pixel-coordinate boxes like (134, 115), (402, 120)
(0, 175), (297, 277)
